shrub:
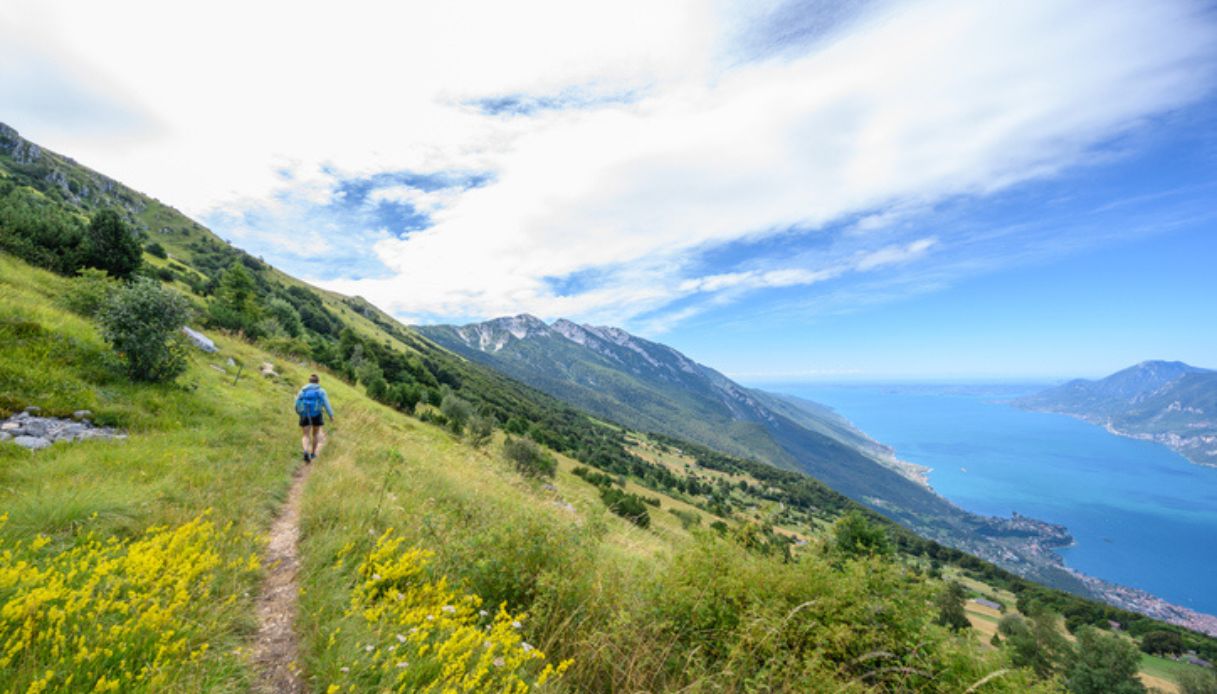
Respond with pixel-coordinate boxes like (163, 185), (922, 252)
(81, 209), (142, 279)
(100, 278), (190, 382)
(936, 581), (971, 632)
(1067, 626), (1144, 694)
(1141, 630), (1184, 655)
(390, 382), (423, 414)
(207, 262), (261, 335)
(503, 436), (556, 479)
(145, 241), (167, 258)
(62, 267), (120, 318)
(832, 510), (892, 557)
(440, 393), (473, 434)
(467, 413), (494, 447)
(0, 181), (86, 274)
(599, 487), (650, 528)
(265, 297), (304, 337)
(156, 266), (176, 282)
(572, 466), (617, 488)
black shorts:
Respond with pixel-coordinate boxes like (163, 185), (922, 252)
(299, 414), (324, 427)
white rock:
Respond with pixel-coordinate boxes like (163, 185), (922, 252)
(13, 436), (51, 450)
(182, 326), (218, 353)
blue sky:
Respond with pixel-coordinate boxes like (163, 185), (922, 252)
(3, 0), (1216, 379)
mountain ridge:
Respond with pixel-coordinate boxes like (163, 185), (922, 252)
(419, 314), (1103, 587)
(1017, 360), (1217, 467)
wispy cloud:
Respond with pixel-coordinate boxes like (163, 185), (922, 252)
(4, 0), (1214, 334)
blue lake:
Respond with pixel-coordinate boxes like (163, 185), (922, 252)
(769, 382), (1217, 616)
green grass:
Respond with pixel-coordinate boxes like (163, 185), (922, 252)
(0, 255), (307, 690)
(1139, 652), (1210, 681)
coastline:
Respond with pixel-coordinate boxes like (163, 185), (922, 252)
(1020, 406), (1217, 470)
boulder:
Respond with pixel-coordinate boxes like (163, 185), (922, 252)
(259, 362), (278, 378)
(13, 436), (51, 450)
(72, 410), (92, 421)
(24, 406), (41, 414)
(0, 432), (10, 442)
(0, 422), (19, 432)
(182, 326), (218, 353)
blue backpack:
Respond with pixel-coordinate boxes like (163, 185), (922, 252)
(295, 387), (323, 417)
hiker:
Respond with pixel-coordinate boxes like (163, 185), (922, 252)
(295, 374), (334, 462)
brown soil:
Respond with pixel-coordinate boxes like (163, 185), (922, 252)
(251, 463), (310, 693)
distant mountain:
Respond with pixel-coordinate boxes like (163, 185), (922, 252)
(420, 316), (1058, 553)
(1017, 360), (1217, 467)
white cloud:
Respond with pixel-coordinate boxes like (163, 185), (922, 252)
(3, 0), (1213, 329)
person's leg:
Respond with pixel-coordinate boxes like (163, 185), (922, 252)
(300, 426), (311, 459)
(311, 425), (325, 458)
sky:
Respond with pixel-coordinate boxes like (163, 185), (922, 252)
(2, 0), (1216, 380)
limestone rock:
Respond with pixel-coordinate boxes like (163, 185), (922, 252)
(13, 436), (51, 450)
(182, 326), (218, 353)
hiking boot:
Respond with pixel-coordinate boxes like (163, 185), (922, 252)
(302, 451), (309, 462)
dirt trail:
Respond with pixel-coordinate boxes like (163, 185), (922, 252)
(251, 463), (310, 693)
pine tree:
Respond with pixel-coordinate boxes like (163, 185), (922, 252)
(82, 209), (142, 279)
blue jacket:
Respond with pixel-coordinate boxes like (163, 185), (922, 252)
(297, 383), (334, 419)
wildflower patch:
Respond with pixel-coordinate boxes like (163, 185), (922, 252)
(0, 512), (258, 692)
(324, 530), (571, 692)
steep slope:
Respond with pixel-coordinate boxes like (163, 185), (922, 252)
(1017, 360), (1217, 466)
(418, 316), (1078, 567)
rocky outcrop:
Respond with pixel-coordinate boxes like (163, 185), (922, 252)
(0, 408), (126, 451)
(0, 122), (41, 163)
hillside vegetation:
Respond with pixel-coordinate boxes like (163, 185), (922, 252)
(4, 123), (1217, 692)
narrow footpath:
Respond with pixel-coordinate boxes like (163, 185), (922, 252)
(251, 462), (310, 693)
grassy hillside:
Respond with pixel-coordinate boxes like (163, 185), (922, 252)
(2, 253), (1055, 692)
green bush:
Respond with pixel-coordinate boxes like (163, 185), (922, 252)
(467, 413), (494, 447)
(1067, 626), (1144, 694)
(599, 487), (650, 528)
(266, 297), (304, 337)
(936, 581), (971, 632)
(99, 278), (190, 382)
(62, 268), (120, 318)
(832, 510), (892, 557)
(207, 262), (261, 335)
(0, 182), (87, 274)
(1140, 630), (1183, 655)
(440, 393), (473, 434)
(503, 436), (556, 479)
(145, 241), (167, 258)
